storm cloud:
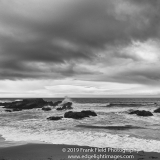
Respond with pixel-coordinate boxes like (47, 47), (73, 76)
(0, 0), (160, 97)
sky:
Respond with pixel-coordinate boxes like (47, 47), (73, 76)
(0, 0), (160, 97)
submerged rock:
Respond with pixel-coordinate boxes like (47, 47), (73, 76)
(47, 116), (63, 121)
(42, 106), (52, 111)
(129, 110), (153, 116)
(12, 108), (22, 111)
(64, 110), (97, 119)
(154, 107), (160, 113)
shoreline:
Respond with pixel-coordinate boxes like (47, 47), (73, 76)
(0, 143), (160, 160)
(0, 134), (49, 148)
(0, 136), (160, 160)
(0, 135), (28, 148)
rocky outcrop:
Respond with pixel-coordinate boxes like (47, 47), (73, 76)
(42, 106), (52, 111)
(56, 102), (73, 110)
(1, 98), (54, 110)
(64, 110), (97, 119)
(52, 101), (62, 106)
(129, 110), (153, 116)
(5, 109), (12, 112)
(154, 107), (160, 113)
(47, 116), (63, 121)
(81, 110), (97, 116)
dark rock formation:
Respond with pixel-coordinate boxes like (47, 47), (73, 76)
(129, 110), (153, 116)
(81, 110), (97, 116)
(64, 111), (85, 119)
(56, 102), (73, 110)
(62, 102), (73, 109)
(12, 108), (22, 111)
(154, 107), (160, 113)
(47, 116), (63, 121)
(64, 110), (97, 119)
(42, 106), (52, 111)
(1, 98), (54, 110)
(129, 110), (140, 115)
(56, 107), (64, 111)
(5, 109), (12, 112)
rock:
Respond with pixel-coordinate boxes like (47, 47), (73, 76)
(129, 110), (153, 116)
(12, 108), (22, 111)
(0, 102), (10, 107)
(52, 101), (62, 106)
(64, 111), (85, 119)
(129, 110), (140, 115)
(154, 107), (160, 113)
(2, 98), (55, 110)
(81, 110), (97, 116)
(47, 116), (63, 121)
(42, 106), (52, 111)
(64, 110), (97, 119)
(56, 107), (63, 111)
(5, 109), (12, 112)
(62, 102), (73, 109)
(56, 102), (73, 111)
(5, 108), (22, 112)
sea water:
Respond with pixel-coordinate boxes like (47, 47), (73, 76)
(0, 98), (160, 152)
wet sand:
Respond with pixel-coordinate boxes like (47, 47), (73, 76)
(0, 142), (160, 160)
(0, 134), (160, 160)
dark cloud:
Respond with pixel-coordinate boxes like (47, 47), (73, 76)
(0, 0), (160, 85)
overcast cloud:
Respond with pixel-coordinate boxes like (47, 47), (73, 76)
(0, 0), (160, 97)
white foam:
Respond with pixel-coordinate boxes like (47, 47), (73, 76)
(0, 100), (13, 103)
(123, 112), (160, 125)
(14, 99), (22, 102)
(0, 100), (160, 153)
(0, 126), (160, 152)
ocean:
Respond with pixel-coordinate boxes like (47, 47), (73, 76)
(0, 98), (160, 152)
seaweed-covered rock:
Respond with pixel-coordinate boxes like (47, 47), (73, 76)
(129, 110), (153, 116)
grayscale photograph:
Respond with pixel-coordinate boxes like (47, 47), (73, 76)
(0, 0), (160, 159)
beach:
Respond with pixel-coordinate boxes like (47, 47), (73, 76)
(1, 134), (160, 160)
(0, 141), (160, 160)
